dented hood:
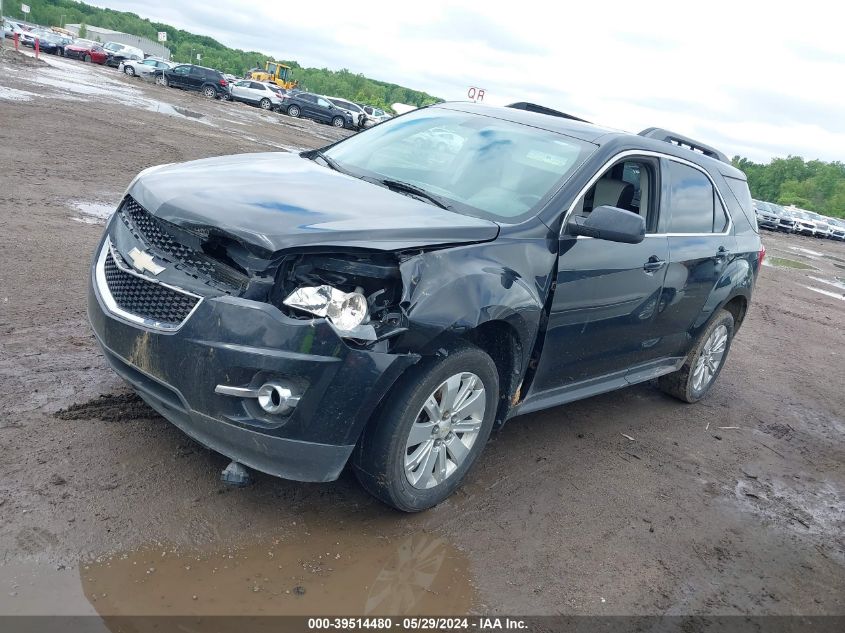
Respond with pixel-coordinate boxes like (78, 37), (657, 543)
(128, 152), (500, 254)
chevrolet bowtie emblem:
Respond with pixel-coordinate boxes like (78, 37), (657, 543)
(128, 247), (165, 276)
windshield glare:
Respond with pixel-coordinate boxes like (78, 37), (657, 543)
(324, 108), (594, 221)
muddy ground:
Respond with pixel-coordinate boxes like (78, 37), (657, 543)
(1, 48), (843, 619)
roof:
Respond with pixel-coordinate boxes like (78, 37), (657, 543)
(434, 101), (746, 179)
(436, 102), (617, 143)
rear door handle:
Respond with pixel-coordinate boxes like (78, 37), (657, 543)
(643, 256), (665, 273)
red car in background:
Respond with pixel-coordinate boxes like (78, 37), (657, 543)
(64, 39), (107, 64)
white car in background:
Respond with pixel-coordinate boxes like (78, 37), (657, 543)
(327, 97), (366, 129)
(121, 57), (175, 78)
(361, 105), (391, 127)
(230, 80), (285, 110)
(791, 210), (819, 236)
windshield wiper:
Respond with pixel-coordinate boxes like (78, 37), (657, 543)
(378, 179), (452, 210)
(312, 151), (347, 174)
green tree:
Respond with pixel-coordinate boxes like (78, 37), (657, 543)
(78, 22), (87, 38)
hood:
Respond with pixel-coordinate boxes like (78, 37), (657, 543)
(128, 152), (499, 254)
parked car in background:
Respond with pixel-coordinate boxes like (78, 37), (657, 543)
(103, 41), (144, 68)
(828, 218), (845, 241)
(26, 31), (69, 55)
(360, 105), (391, 127)
(791, 210), (818, 236)
(327, 97), (366, 129)
(155, 64), (230, 99)
(280, 92), (354, 128)
(19, 26), (45, 47)
(753, 200), (780, 230)
(121, 57), (175, 78)
(230, 80), (284, 111)
(65, 40), (108, 64)
(806, 212), (832, 238)
(774, 205), (798, 233)
(4, 20), (26, 40)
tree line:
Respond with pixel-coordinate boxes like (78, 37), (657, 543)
(13, 0), (442, 112)
(731, 156), (845, 218)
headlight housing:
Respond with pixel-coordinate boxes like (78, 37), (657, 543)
(283, 285), (368, 331)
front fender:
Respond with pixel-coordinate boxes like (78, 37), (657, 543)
(394, 238), (556, 372)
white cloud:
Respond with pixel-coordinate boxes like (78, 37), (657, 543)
(95, 0), (845, 162)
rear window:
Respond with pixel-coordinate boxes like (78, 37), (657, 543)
(723, 176), (757, 233)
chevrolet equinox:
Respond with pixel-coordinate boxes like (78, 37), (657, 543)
(88, 103), (763, 511)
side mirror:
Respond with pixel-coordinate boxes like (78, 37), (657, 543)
(567, 205), (645, 244)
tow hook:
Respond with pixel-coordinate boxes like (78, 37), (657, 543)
(221, 460), (251, 487)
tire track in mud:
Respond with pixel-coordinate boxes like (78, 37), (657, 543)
(54, 393), (156, 422)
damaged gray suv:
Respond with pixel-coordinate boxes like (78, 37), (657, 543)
(88, 103), (763, 511)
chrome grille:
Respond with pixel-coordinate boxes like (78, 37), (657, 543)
(100, 243), (200, 329)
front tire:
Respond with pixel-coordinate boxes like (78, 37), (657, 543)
(287, 104), (301, 117)
(658, 309), (734, 403)
(332, 116), (345, 128)
(354, 344), (499, 512)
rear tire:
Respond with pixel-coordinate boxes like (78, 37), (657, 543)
(353, 344), (498, 512)
(83, 54), (91, 63)
(158, 75), (168, 87)
(658, 309), (735, 403)
(202, 85), (216, 99)
(125, 66), (135, 76)
(259, 98), (272, 110)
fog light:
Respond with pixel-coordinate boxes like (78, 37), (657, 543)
(257, 382), (299, 415)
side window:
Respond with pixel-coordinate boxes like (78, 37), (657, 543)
(571, 158), (659, 232)
(666, 162), (715, 233)
(317, 97), (331, 108)
(173, 65), (190, 75)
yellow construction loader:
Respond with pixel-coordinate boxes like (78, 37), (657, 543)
(247, 61), (297, 89)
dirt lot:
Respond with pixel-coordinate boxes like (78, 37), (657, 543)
(1, 48), (843, 619)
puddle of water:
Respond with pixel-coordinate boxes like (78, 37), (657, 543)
(806, 286), (845, 301)
(788, 246), (823, 258)
(767, 256), (816, 270)
(0, 528), (474, 617)
(0, 85), (36, 101)
(807, 276), (845, 292)
(72, 201), (117, 225)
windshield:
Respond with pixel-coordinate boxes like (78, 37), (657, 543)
(324, 107), (595, 221)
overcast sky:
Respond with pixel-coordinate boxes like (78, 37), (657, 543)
(95, 0), (844, 163)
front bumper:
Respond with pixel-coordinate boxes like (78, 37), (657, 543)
(757, 216), (779, 229)
(88, 234), (418, 482)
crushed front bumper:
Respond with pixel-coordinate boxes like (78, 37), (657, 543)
(87, 236), (418, 482)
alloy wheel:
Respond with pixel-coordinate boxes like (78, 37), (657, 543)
(404, 372), (486, 490)
(692, 324), (728, 392)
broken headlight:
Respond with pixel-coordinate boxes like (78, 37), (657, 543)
(283, 285), (369, 331)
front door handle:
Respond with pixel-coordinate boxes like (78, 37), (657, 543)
(643, 256), (665, 273)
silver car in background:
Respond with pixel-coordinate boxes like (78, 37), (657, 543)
(230, 80), (285, 110)
(828, 218), (845, 241)
(753, 200), (780, 230)
(121, 57), (176, 78)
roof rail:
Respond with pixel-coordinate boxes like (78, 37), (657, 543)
(506, 102), (591, 123)
(638, 127), (729, 164)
